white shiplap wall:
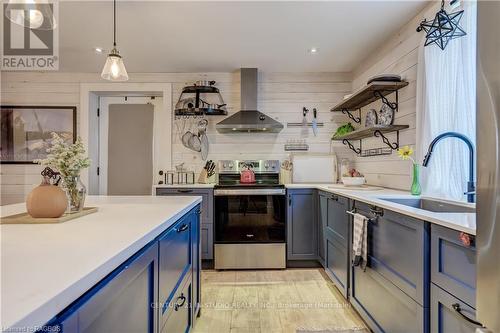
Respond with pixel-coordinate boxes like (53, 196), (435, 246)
(350, 2), (438, 190)
(1, 71), (352, 205)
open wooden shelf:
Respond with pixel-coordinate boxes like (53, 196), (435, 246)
(331, 125), (409, 141)
(331, 81), (409, 111)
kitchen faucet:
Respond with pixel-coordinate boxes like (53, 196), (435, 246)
(422, 132), (476, 203)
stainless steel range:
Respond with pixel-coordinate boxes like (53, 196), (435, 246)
(214, 160), (286, 269)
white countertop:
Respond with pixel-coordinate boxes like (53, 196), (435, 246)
(286, 183), (476, 235)
(0, 195), (202, 331)
(150, 182), (476, 234)
(154, 183), (215, 188)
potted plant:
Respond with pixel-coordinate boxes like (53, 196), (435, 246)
(36, 133), (91, 213)
(397, 145), (421, 196)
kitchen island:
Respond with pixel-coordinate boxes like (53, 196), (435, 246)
(0, 196), (202, 333)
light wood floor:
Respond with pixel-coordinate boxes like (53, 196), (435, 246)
(193, 269), (367, 333)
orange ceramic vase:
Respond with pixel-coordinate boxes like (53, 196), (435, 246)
(26, 179), (68, 218)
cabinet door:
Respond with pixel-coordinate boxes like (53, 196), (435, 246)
(191, 207), (201, 318)
(431, 225), (476, 308)
(158, 215), (191, 323)
(287, 189), (317, 260)
(431, 283), (479, 333)
(156, 188), (213, 260)
(354, 202), (429, 306)
(326, 194), (349, 247)
(318, 192), (328, 264)
(201, 223), (214, 260)
(58, 242), (158, 333)
(325, 237), (348, 297)
(161, 273), (193, 333)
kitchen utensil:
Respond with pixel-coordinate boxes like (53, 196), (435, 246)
(312, 108), (318, 136)
(292, 153), (338, 183)
(198, 119), (209, 160)
(206, 160), (216, 177)
(365, 109), (378, 127)
(378, 104), (394, 125)
(367, 74), (402, 85)
(341, 177), (366, 186)
(240, 164), (256, 183)
(301, 107), (309, 136)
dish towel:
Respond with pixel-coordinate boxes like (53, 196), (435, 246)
(352, 213), (369, 271)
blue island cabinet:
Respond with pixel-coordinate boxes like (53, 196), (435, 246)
(45, 204), (201, 333)
(56, 241), (159, 333)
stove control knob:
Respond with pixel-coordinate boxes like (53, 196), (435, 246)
(264, 163), (269, 169)
(223, 163), (228, 169)
(229, 163), (234, 169)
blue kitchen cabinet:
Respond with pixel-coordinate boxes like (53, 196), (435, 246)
(318, 192), (327, 265)
(44, 204), (201, 333)
(287, 189), (317, 261)
(318, 191), (350, 298)
(55, 241), (159, 333)
(349, 201), (430, 333)
(430, 284), (479, 333)
(430, 225), (478, 332)
(156, 188), (214, 260)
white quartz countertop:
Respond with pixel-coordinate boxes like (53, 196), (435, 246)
(286, 183), (476, 235)
(0, 195), (202, 331)
(154, 183), (215, 188)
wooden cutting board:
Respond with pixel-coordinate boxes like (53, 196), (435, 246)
(0, 207), (98, 224)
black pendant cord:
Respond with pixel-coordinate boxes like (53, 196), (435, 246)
(113, 0), (116, 47)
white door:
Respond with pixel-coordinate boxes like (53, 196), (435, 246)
(98, 96), (163, 195)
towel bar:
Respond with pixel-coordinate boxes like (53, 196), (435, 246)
(346, 209), (377, 222)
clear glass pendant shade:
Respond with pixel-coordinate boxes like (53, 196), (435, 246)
(101, 50), (129, 81)
(4, 0), (57, 30)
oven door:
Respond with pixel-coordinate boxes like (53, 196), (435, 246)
(214, 188), (286, 243)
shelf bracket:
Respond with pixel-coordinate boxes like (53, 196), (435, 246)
(373, 90), (398, 111)
(374, 130), (400, 150)
(342, 139), (361, 154)
(341, 109), (361, 123)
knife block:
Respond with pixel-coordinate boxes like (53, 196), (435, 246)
(197, 170), (208, 184)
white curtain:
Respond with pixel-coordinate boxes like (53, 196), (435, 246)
(416, 0), (477, 201)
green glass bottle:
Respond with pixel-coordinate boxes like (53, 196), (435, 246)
(411, 163), (422, 196)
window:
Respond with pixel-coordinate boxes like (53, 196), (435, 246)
(416, 1), (477, 201)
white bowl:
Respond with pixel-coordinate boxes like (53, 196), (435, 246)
(341, 177), (365, 186)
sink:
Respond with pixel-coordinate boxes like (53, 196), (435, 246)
(378, 198), (476, 213)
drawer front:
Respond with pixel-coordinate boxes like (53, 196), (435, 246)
(327, 194), (349, 246)
(431, 283), (479, 333)
(158, 217), (192, 315)
(325, 237), (348, 297)
(156, 188), (213, 224)
(351, 264), (425, 333)
(201, 223), (213, 260)
(58, 242), (158, 333)
(355, 201), (429, 305)
(431, 225), (476, 308)
(161, 273), (192, 333)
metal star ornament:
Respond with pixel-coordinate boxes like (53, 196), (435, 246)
(417, 0), (466, 50)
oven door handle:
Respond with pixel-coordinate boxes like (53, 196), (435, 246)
(214, 188), (286, 196)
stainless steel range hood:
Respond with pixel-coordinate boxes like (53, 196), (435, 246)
(216, 68), (283, 133)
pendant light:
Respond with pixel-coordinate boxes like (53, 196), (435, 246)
(417, 0), (466, 50)
(101, 0), (129, 81)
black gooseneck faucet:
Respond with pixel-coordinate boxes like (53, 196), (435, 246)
(422, 132), (475, 203)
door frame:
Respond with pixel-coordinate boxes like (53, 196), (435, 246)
(98, 96), (161, 195)
(80, 83), (172, 194)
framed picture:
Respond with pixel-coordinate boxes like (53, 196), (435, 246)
(0, 106), (77, 164)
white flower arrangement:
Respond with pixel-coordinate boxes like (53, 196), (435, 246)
(36, 133), (91, 211)
(36, 132), (91, 176)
